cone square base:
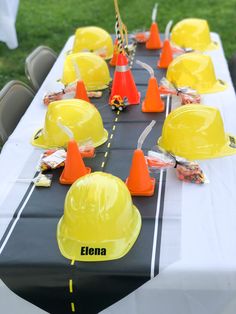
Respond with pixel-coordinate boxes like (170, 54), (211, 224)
(141, 100), (165, 113)
(59, 167), (91, 185)
(125, 177), (156, 196)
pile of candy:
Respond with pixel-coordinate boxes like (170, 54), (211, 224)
(175, 162), (206, 184)
(40, 149), (66, 172)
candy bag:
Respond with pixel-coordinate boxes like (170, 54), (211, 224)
(159, 78), (201, 105)
(146, 147), (208, 184)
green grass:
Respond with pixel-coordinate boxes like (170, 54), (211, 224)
(0, 0), (236, 89)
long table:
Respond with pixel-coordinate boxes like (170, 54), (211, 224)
(0, 33), (236, 314)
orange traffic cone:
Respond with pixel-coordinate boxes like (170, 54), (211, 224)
(109, 39), (119, 66)
(109, 53), (140, 105)
(75, 80), (90, 103)
(142, 77), (165, 112)
(157, 39), (173, 69)
(126, 149), (155, 196)
(146, 22), (162, 50)
(60, 139), (91, 185)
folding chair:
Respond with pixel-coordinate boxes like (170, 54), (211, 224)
(0, 80), (35, 145)
(25, 45), (57, 91)
(229, 53), (236, 90)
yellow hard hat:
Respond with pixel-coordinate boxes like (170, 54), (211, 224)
(57, 172), (142, 262)
(171, 18), (218, 51)
(31, 99), (108, 149)
(61, 52), (111, 90)
(158, 104), (236, 160)
(166, 52), (227, 94)
(72, 26), (113, 60)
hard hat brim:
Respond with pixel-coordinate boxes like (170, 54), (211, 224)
(158, 133), (236, 160)
(198, 79), (228, 94)
(170, 40), (219, 52)
(31, 128), (108, 149)
(56, 205), (142, 262)
(60, 79), (112, 91)
(167, 78), (227, 94)
(217, 133), (236, 158)
(205, 40), (219, 51)
(78, 79), (112, 91)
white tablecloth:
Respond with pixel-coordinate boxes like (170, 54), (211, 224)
(101, 35), (236, 314)
(0, 33), (236, 314)
(0, 0), (19, 49)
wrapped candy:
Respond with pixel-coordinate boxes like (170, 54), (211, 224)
(146, 147), (208, 184)
(16, 173), (53, 188)
(146, 150), (176, 170)
(43, 83), (102, 106)
(34, 174), (53, 187)
(159, 78), (201, 105)
(130, 31), (149, 43)
(39, 144), (95, 172)
(175, 161), (207, 184)
(40, 149), (66, 171)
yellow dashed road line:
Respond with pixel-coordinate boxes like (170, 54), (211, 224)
(69, 261), (76, 312)
(68, 104), (121, 312)
(69, 279), (73, 293)
(71, 302), (75, 312)
(100, 111), (121, 170)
